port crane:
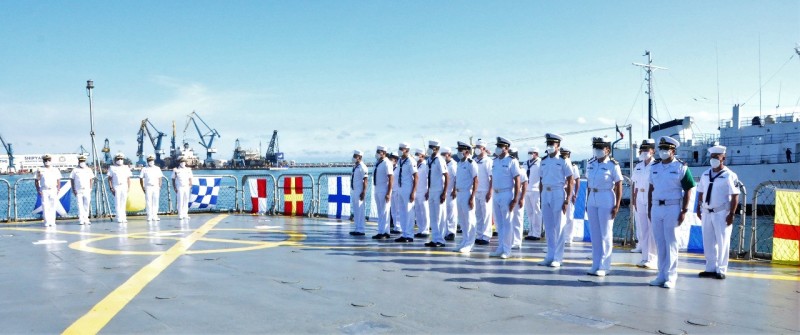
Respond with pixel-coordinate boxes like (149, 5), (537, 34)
(232, 139), (246, 167)
(136, 118), (167, 167)
(184, 111), (220, 164)
(264, 130), (284, 166)
(0, 133), (15, 173)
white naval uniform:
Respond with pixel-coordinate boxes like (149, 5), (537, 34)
(649, 159), (694, 286)
(474, 155), (494, 241)
(70, 166), (95, 224)
(455, 157), (479, 251)
(140, 165), (164, 221)
(414, 160), (430, 235)
(698, 167), (740, 275)
(427, 154), (448, 244)
(350, 162), (368, 233)
(524, 157), (542, 238)
(586, 157), (623, 272)
(373, 157), (393, 234)
(540, 154), (574, 264)
(396, 156), (418, 239)
(444, 159), (458, 237)
(108, 164), (132, 223)
(37, 166), (62, 227)
(563, 163), (581, 243)
(391, 164), (402, 233)
(511, 161), (527, 248)
(172, 166), (194, 219)
(632, 159), (656, 264)
(491, 155), (521, 256)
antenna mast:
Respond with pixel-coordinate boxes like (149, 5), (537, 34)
(633, 51), (667, 138)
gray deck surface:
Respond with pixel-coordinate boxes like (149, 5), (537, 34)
(1, 214), (798, 334)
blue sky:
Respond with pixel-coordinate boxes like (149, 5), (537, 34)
(0, 1), (798, 162)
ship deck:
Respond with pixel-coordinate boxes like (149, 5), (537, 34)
(1, 214), (798, 334)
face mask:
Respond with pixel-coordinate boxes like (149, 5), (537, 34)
(426, 148), (434, 156)
(375, 153), (381, 161)
(116, 159), (123, 166)
(179, 162), (186, 168)
(710, 158), (721, 169)
(638, 152), (651, 161)
(44, 161), (51, 167)
(528, 154), (535, 160)
(79, 162), (87, 168)
(494, 147), (503, 156)
(546, 145), (556, 154)
(457, 152), (465, 160)
(593, 149), (606, 159)
(351, 157), (357, 163)
(148, 161), (155, 167)
(473, 148), (482, 156)
(658, 150), (671, 160)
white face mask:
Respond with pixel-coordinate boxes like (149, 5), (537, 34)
(44, 161), (51, 167)
(593, 149), (606, 159)
(658, 150), (671, 160)
(528, 154), (535, 160)
(710, 158), (721, 169)
(79, 162), (87, 168)
(179, 162), (186, 168)
(351, 157), (358, 163)
(116, 159), (123, 166)
(494, 147), (504, 156)
(148, 161), (155, 167)
(638, 152), (651, 161)
(426, 148), (434, 156)
(375, 153), (382, 161)
(474, 148), (482, 156)
(546, 145), (556, 154)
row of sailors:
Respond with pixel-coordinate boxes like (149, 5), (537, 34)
(349, 134), (739, 289)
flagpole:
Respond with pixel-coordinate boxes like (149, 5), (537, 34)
(86, 80), (112, 220)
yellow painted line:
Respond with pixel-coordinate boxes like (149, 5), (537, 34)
(1, 227), (116, 238)
(62, 214), (228, 335)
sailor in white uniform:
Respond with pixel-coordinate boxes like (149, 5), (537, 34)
(349, 150), (368, 236)
(372, 145), (394, 239)
(632, 139), (657, 267)
(696, 145), (740, 280)
(413, 148), (430, 238)
(35, 154), (62, 227)
(453, 141), (479, 253)
(560, 147), (581, 245)
(648, 136), (696, 289)
(425, 140), (449, 248)
(70, 155), (94, 225)
(586, 138), (623, 277)
(489, 137), (521, 259)
(172, 156), (194, 220)
(443, 147), (458, 241)
(395, 143), (418, 243)
(538, 133), (574, 267)
(389, 152), (402, 235)
(140, 155), (164, 222)
(473, 139), (494, 245)
(524, 147), (543, 241)
(509, 148), (528, 249)
(107, 153), (132, 224)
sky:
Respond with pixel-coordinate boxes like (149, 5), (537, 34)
(0, 1), (798, 163)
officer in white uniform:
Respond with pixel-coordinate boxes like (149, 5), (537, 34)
(70, 155), (94, 225)
(648, 136), (695, 288)
(539, 134), (574, 267)
(696, 145), (740, 280)
(107, 153), (132, 224)
(442, 147), (458, 241)
(140, 155), (164, 222)
(349, 150), (368, 236)
(35, 154), (62, 227)
(586, 138), (623, 277)
(172, 156), (194, 220)
(632, 139), (657, 267)
(388, 152), (403, 235)
(560, 147), (581, 245)
(453, 141), (479, 253)
(425, 140), (449, 248)
(413, 148), (430, 238)
(490, 137), (521, 259)
(372, 146), (393, 239)
(524, 147), (543, 241)
(395, 143), (418, 242)
(473, 139), (494, 245)
(509, 148), (528, 249)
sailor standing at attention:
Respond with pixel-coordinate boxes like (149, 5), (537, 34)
(453, 141), (479, 253)
(388, 152), (403, 235)
(35, 154), (62, 227)
(394, 143), (418, 243)
(70, 155), (95, 225)
(559, 147), (580, 246)
(473, 139), (494, 245)
(140, 155), (164, 222)
(632, 139), (657, 267)
(509, 148), (528, 249)
(413, 148), (431, 238)
(372, 146), (393, 239)
(489, 137), (521, 259)
(524, 147), (543, 241)
(696, 145), (740, 280)
(349, 150), (368, 236)
(539, 134), (574, 267)
(172, 156), (194, 221)
(107, 153), (132, 224)
(442, 147), (458, 241)
(648, 136), (695, 288)
(425, 140), (449, 248)
(586, 138), (623, 277)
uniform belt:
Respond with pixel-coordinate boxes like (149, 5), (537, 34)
(542, 185), (563, 192)
(656, 199), (681, 206)
(590, 188), (612, 192)
(456, 188), (471, 192)
(493, 188), (512, 193)
(638, 188), (647, 192)
(705, 205), (728, 213)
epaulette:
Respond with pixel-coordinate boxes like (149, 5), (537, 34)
(609, 157), (619, 165)
(675, 158), (687, 166)
(467, 158), (473, 163)
(654, 158), (662, 163)
(588, 157), (597, 163)
(542, 155), (549, 160)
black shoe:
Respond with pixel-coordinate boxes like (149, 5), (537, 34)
(492, 231), (498, 237)
(390, 230), (402, 234)
(714, 273), (726, 280)
(698, 271), (715, 278)
(383, 233), (391, 239)
(475, 239), (489, 245)
(349, 231), (357, 236)
(395, 237), (408, 242)
(351, 232), (365, 236)
(424, 241), (436, 247)
(435, 242), (446, 247)
(414, 233), (429, 238)
(457, 228), (462, 233)
(406, 238), (413, 242)
(444, 233), (455, 241)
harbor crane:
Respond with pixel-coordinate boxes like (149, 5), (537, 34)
(0, 133), (15, 173)
(232, 139), (246, 167)
(184, 111), (220, 164)
(136, 118), (167, 167)
(101, 138), (111, 165)
(264, 130), (284, 166)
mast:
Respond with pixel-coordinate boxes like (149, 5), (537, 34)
(633, 51), (667, 138)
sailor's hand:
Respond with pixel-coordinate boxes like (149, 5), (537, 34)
(451, 190), (456, 199)
(508, 200), (515, 212)
(611, 207), (619, 219)
(485, 192), (491, 203)
(561, 202), (567, 214)
(678, 212), (686, 226)
(696, 211), (702, 220)
(571, 194), (577, 203)
(360, 191), (365, 202)
(409, 193), (415, 203)
(517, 199), (524, 208)
(439, 192), (446, 204)
(469, 196), (474, 210)
(385, 193), (391, 202)
(425, 192), (429, 201)
(726, 213), (734, 226)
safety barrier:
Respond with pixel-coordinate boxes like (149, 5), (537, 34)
(728, 183), (749, 259)
(241, 174), (279, 215)
(124, 175), (174, 216)
(0, 178), (10, 222)
(749, 180), (800, 260)
(180, 175), (239, 213)
(13, 177), (81, 221)
(315, 172), (363, 219)
(275, 174), (316, 217)
(614, 176), (635, 246)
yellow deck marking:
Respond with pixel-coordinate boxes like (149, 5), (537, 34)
(62, 214), (228, 335)
(1, 227), (116, 238)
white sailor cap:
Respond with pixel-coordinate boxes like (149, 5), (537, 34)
(658, 136), (680, 149)
(528, 147), (539, 154)
(42, 154), (52, 160)
(114, 153), (125, 159)
(146, 154), (155, 161)
(496, 136), (512, 147)
(376, 145), (387, 152)
(353, 150), (363, 156)
(414, 148), (425, 155)
(456, 141), (471, 150)
(545, 133), (563, 143)
(441, 147), (452, 154)
(398, 142), (410, 150)
(475, 139), (488, 148)
(708, 145), (726, 155)
(428, 140), (440, 147)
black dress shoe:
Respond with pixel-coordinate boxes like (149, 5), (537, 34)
(444, 233), (455, 241)
(424, 241), (436, 247)
(435, 242), (446, 247)
(405, 238), (413, 242)
(390, 230), (402, 234)
(349, 231), (357, 236)
(395, 237), (408, 242)
(351, 232), (365, 236)
(475, 239), (489, 245)
(414, 233), (429, 238)
(714, 273), (726, 280)
(492, 231), (498, 237)
(372, 234), (383, 239)
(524, 236), (541, 241)
(383, 233), (391, 239)
(698, 271), (715, 278)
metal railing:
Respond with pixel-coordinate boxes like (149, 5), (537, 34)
(240, 174), (279, 215)
(127, 176), (174, 216)
(749, 180), (800, 260)
(179, 175), (239, 213)
(0, 179), (10, 222)
(14, 177), (79, 221)
(314, 172), (359, 219)
(275, 174), (316, 217)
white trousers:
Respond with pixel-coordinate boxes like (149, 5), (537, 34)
(398, 188), (415, 239)
(391, 191), (402, 232)
(563, 200), (576, 243)
(525, 190), (542, 237)
(475, 190), (493, 241)
(428, 188), (446, 243)
(512, 198), (525, 247)
(114, 187), (128, 222)
(414, 193), (429, 234)
(456, 190), (477, 251)
(702, 209), (733, 274)
(145, 186), (160, 220)
(375, 188), (391, 234)
(177, 186), (190, 219)
(41, 189), (58, 226)
(542, 188), (567, 262)
(635, 200), (657, 263)
(651, 204), (680, 284)
(588, 206), (614, 271)
(492, 190), (514, 255)
(445, 192), (457, 236)
(76, 190), (92, 223)
(351, 189), (366, 233)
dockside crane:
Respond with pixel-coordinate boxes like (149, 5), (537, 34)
(265, 130), (284, 166)
(232, 139), (246, 167)
(184, 111), (220, 165)
(102, 138), (111, 165)
(0, 133), (15, 173)
(136, 118), (167, 167)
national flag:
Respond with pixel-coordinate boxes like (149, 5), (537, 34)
(772, 189), (800, 265)
(33, 180), (72, 217)
(327, 176), (351, 219)
(248, 178), (269, 214)
(189, 177), (221, 209)
(283, 177), (304, 216)
(616, 124), (624, 139)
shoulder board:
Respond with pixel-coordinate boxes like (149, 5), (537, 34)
(588, 158), (596, 163)
(675, 158), (687, 166)
(542, 155), (549, 160)
(654, 158), (662, 163)
(609, 158), (619, 165)
(467, 158), (473, 163)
